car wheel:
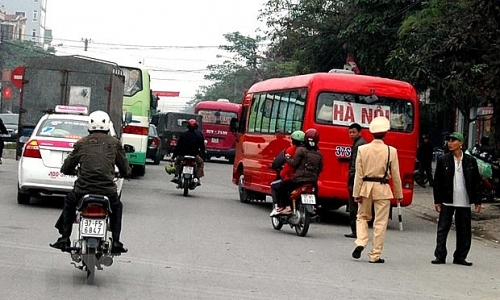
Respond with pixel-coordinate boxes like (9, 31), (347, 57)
(153, 152), (161, 165)
(17, 188), (31, 205)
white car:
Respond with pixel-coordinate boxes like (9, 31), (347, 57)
(17, 106), (124, 204)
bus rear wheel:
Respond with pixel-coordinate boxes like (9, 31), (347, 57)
(133, 165), (146, 176)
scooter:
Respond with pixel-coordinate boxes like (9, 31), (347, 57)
(271, 183), (318, 237)
(66, 194), (118, 285)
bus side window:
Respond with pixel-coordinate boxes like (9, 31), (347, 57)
(248, 94), (263, 133)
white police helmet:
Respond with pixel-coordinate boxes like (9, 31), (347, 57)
(88, 110), (111, 132)
(369, 116), (390, 134)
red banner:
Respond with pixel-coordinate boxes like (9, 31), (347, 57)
(154, 91), (180, 97)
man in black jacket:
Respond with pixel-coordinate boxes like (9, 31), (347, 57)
(345, 123), (366, 238)
(416, 134), (434, 188)
(171, 119), (205, 184)
(431, 132), (482, 266)
(50, 111), (131, 253)
(0, 117), (9, 164)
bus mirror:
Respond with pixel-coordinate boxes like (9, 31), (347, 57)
(124, 112), (133, 125)
(230, 117), (239, 133)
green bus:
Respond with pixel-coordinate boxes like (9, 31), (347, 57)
(120, 65), (158, 176)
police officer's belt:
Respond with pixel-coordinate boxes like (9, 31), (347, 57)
(362, 146), (391, 185)
(362, 177), (389, 184)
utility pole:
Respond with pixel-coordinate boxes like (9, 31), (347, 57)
(81, 38), (91, 51)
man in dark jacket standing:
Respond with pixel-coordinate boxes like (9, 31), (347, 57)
(0, 117), (8, 164)
(345, 123), (366, 238)
(50, 111), (131, 253)
(432, 132), (481, 266)
(416, 134), (434, 187)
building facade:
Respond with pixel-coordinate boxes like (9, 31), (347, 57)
(1, 0), (47, 45)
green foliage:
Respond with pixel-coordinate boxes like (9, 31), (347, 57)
(196, 0), (500, 141)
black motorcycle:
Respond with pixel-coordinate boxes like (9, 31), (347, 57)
(176, 155), (199, 196)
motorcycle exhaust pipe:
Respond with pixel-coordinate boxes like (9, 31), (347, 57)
(101, 255), (113, 267)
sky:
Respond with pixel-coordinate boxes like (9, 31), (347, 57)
(45, 0), (268, 112)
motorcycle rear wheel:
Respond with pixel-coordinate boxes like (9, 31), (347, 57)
(85, 247), (96, 285)
(183, 179), (189, 196)
(294, 205), (311, 237)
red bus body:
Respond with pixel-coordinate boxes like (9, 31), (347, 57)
(231, 73), (419, 209)
(194, 100), (242, 163)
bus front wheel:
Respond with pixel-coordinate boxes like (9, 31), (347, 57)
(238, 174), (251, 203)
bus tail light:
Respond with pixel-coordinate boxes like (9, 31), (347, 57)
(123, 125), (149, 135)
(23, 140), (42, 158)
(402, 173), (414, 189)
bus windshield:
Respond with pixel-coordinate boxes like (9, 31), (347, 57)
(198, 110), (237, 125)
(122, 67), (143, 97)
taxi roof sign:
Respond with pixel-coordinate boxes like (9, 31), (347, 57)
(55, 105), (88, 115)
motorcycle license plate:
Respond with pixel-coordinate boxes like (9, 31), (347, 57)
(80, 218), (106, 237)
(182, 166), (194, 174)
(301, 194), (316, 205)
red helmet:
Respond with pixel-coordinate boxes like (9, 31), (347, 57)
(187, 119), (198, 129)
(305, 128), (319, 146)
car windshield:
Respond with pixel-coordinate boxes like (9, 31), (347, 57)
(0, 114), (18, 125)
(36, 118), (89, 140)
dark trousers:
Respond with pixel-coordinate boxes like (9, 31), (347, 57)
(434, 205), (472, 261)
(277, 180), (303, 207)
(419, 161), (434, 185)
(0, 138), (4, 158)
(55, 190), (124, 242)
(348, 194), (358, 234)
(277, 180), (316, 208)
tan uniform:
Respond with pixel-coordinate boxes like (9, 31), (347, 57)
(353, 139), (403, 261)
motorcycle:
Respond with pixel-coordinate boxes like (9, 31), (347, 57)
(271, 183), (318, 237)
(166, 155), (199, 196)
(66, 194), (117, 285)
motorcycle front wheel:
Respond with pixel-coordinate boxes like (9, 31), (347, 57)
(271, 216), (283, 230)
(294, 204), (311, 237)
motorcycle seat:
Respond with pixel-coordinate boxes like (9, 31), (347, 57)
(77, 194), (112, 213)
(290, 184), (316, 200)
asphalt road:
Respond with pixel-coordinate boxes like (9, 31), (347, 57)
(0, 158), (499, 299)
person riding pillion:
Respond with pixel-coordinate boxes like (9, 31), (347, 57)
(171, 118), (205, 184)
(269, 130), (305, 216)
(50, 110), (132, 253)
(276, 128), (323, 215)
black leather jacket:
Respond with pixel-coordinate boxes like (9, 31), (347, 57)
(433, 152), (481, 205)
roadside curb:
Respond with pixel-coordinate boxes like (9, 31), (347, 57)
(2, 149), (16, 160)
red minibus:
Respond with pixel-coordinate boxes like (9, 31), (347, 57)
(231, 72), (419, 210)
(194, 99), (242, 163)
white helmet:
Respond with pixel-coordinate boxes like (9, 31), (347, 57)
(88, 110), (111, 132)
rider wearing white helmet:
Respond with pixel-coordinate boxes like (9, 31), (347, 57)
(50, 110), (131, 254)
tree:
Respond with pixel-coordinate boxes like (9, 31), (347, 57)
(387, 0), (500, 142)
(0, 40), (55, 68)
